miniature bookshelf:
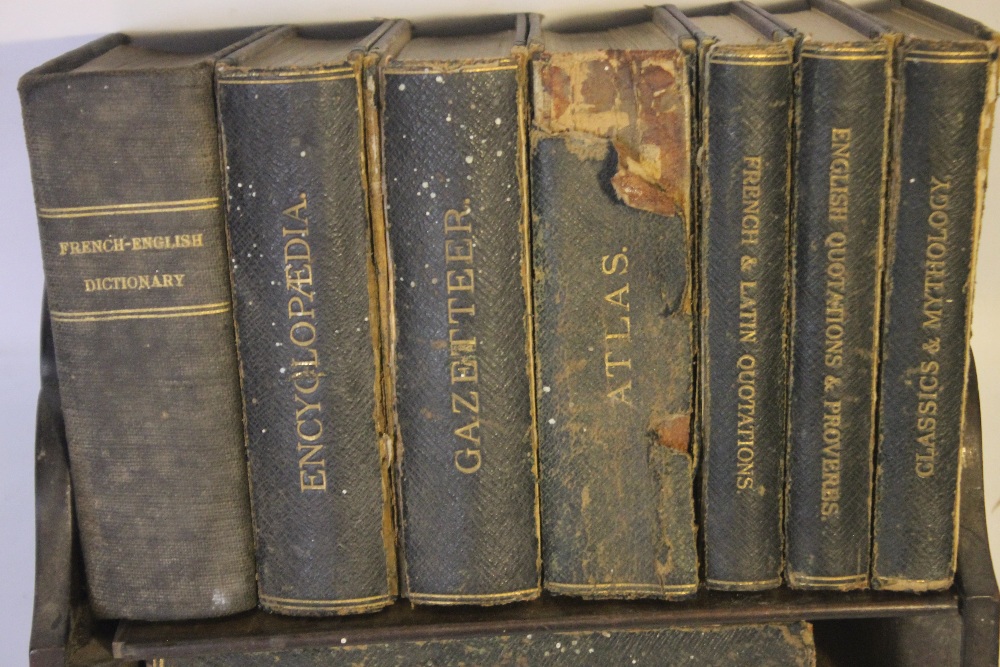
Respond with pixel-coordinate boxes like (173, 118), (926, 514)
(29, 302), (999, 666)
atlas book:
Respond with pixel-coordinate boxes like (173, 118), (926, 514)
(216, 21), (408, 615)
(19, 29), (269, 620)
(677, 1), (795, 591)
(751, 0), (893, 591)
(868, 0), (999, 592)
(379, 15), (541, 604)
(529, 9), (699, 599)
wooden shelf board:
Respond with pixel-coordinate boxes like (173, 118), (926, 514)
(113, 587), (957, 660)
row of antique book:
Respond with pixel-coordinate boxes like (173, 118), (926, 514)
(19, 0), (997, 621)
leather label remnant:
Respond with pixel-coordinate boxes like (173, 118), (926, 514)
(650, 413), (691, 454)
(533, 51), (688, 218)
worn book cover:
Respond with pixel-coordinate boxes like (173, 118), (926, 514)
(216, 21), (408, 616)
(679, 2), (795, 591)
(529, 9), (699, 599)
(18, 29), (270, 620)
(380, 16), (541, 604)
(867, 0), (1000, 592)
(149, 622), (816, 666)
(752, 0), (893, 591)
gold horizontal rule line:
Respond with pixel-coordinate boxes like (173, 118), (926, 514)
(219, 73), (356, 85)
(802, 45), (889, 54)
(259, 593), (392, 606)
(801, 53), (888, 61)
(793, 574), (868, 583)
(908, 57), (990, 65)
(38, 197), (219, 214)
(408, 588), (538, 602)
(38, 197), (220, 219)
(49, 302), (230, 318)
(705, 577), (783, 588)
(709, 58), (793, 67)
(547, 581), (697, 594)
(385, 64), (518, 76)
(51, 308), (231, 323)
(222, 65), (354, 78)
(51, 302), (231, 323)
(907, 49), (990, 57)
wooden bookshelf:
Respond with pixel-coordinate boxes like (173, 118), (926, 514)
(29, 303), (999, 666)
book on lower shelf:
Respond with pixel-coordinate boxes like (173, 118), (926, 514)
(144, 622), (817, 666)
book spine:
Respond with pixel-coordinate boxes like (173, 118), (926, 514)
(872, 39), (999, 591)
(381, 55), (541, 603)
(216, 58), (395, 615)
(784, 39), (892, 590)
(361, 21), (412, 605)
(530, 48), (698, 599)
(152, 622), (816, 666)
(699, 41), (794, 590)
(19, 50), (256, 620)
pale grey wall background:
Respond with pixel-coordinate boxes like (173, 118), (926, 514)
(2, 1), (1000, 664)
